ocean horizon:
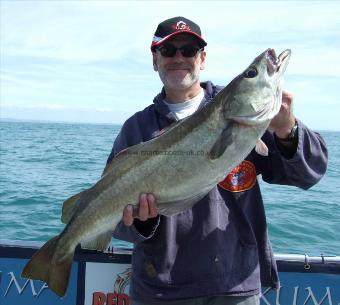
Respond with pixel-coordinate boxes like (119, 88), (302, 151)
(0, 120), (339, 256)
(2, 117), (339, 133)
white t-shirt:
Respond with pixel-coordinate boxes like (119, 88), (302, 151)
(163, 89), (205, 120)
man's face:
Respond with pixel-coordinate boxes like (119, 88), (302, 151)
(152, 34), (206, 91)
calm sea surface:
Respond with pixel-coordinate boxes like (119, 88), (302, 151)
(0, 121), (339, 255)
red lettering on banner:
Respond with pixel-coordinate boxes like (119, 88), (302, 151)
(93, 292), (106, 305)
(118, 293), (129, 305)
(92, 292), (130, 305)
(107, 293), (117, 305)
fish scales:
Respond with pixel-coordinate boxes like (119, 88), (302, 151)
(21, 48), (291, 297)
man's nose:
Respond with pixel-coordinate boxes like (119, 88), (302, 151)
(172, 50), (186, 61)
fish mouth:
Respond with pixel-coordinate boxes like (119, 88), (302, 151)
(266, 49), (291, 76)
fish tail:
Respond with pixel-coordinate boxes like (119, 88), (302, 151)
(21, 236), (74, 297)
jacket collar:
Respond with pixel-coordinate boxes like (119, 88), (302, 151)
(153, 81), (216, 121)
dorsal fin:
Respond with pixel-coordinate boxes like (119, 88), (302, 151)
(61, 192), (83, 224)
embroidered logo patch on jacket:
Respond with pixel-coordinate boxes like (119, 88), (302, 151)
(218, 160), (256, 192)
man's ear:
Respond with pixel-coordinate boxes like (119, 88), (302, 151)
(152, 53), (158, 71)
(200, 50), (206, 71)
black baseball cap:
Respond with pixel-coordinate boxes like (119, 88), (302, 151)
(151, 16), (207, 51)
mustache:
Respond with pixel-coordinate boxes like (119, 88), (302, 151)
(166, 64), (192, 70)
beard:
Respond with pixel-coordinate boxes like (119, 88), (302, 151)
(158, 64), (201, 91)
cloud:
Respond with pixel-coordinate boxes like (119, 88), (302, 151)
(1, 0), (340, 130)
(1, 1), (155, 61)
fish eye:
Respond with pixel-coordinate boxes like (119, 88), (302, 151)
(244, 67), (258, 78)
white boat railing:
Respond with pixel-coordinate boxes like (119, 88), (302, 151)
(274, 253), (340, 263)
(1, 239), (340, 263)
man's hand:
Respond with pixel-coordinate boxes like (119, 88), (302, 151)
(123, 193), (158, 226)
(269, 90), (296, 139)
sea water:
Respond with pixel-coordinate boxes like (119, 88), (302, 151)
(0, 121), (339, 255)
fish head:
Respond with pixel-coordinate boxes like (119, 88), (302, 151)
(224, 48), (291, 127)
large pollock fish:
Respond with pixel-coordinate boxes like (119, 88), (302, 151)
(22, 48), (291, 297)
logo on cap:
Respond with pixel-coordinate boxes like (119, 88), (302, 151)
(172, 21), (191, 31)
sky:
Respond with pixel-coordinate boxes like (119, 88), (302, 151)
(1, 0), (340, 131)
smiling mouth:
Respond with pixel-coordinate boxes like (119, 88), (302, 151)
(167, 63), (191, 69)
(168, 67), (190, 71)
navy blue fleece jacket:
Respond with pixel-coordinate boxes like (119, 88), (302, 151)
(107, 81), (328, 302)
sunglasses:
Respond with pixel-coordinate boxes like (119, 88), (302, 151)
(156, 44), (203, 58)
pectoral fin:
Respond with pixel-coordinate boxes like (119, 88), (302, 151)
(208, 124), (234, 160)
(255, 139), (269, 156)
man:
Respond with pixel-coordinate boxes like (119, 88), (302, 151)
(106, 17), (328, 305)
